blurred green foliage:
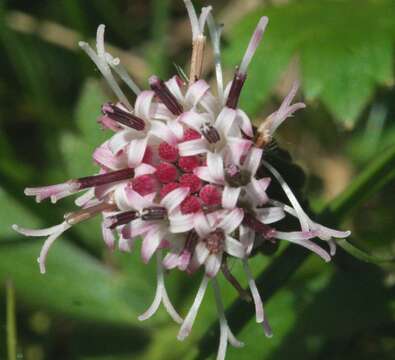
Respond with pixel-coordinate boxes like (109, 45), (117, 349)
(0, 0), (394, 359)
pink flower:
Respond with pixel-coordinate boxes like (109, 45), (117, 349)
(12, 1), (351, 359)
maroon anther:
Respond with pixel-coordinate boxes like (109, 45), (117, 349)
(77, 168), (135, 189)
(141, 206), (167, 221)
(185, 230), (198, 251)
(205, 228), (225, 254)
(242, 213), (276, 239)
(101, 102), (145, 130)
(149, 75), (183, 116)
(225, 70), (247, 109)
(201, 123), (220, 144)
(106, 210), (139, 229)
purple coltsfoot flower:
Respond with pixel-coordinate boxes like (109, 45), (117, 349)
(12, 1), (351, 359)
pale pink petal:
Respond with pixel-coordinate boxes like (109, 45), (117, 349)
(134, 163), (156, 177)
(101, 221), (115, 250)
(169, 213), (195, 233)
(250, 177), (270, 205)
(127, 137), (148, 167)
(179, 138), (208, 156)
(218, 208), (244, 234)
(214, 107), (236, 135)
(93, 144), (124, 170)
(207, 152), (225, 184)
(195, 241), (210, 264)
(225, 236), (245, 258)
(244, 147), (263, 176)
(141, 228), (163, 263)
(185, 80), (210, 106)
(150, 120), (178, 145)
(221, 186), (241, 209)
(194, 166), (216, 183)
(194, 212), (212, 238)
(205, 253), (222, 277)
(227, 137), (252, 165)
(177, 275), (210, 341)
(134, 90), (155, 119)
(165, 76), (184, 103)
(256, 207), (285, 224)
(108, 129), (135, 154)
(243, 259), (265, 323)
(179, 111), (207, 131)
(161, 187), (190, 212)
(236, 109), (253, 137)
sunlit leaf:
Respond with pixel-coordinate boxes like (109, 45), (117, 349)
(223, 0), (395, 126)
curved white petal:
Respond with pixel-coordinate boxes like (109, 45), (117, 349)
(161, 187), (190, 212)
(256, 207), (285, 224)
(225, 236), (245, 258)
(221, 186), (241, 209)
(215, 107), (236, 135)
(207, 152), (225, 184)
(236, 109), (253, 137)
(141, 228), (163, 263)
(185, 79), (210, 107)
(179, 138), (208, 156)
(205, 253), (222, 277)
(244, 147), (263, 176)
(135, 90), (155, 119)
(194, 212), (212, 238)
(218, 208), (244, 234)
(127, 137), (148, 167)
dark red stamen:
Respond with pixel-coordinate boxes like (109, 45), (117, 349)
(106, 210), (140, 229)
(242, 213), (276, 239)
(101, 103), (145, 130)
(78, 168), (134, 189)
(201, 123), (220, 144)
(141, 206), (167, 221)
(225, 69), (247, 109)
(149, 75), (183, 116)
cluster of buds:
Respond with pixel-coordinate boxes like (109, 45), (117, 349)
(13, 1), (350, 359)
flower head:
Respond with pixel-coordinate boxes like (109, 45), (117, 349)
(13, 1), (350, 359)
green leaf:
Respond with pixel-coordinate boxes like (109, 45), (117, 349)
(0, 240), (150, 326)
(223, 0), (395, 126)
(61, 78), (109, 177)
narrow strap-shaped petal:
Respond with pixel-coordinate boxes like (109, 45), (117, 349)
(207, 152), (225, 184)
(127, 137), (148, 167)
(161, 187), (190, 212)
(194, 212), (212, 238)
(214, 107), (236, 135)
(179, 138), (208, 156)
(141, 227), (164, 263)
(244, 147), (263, 176)
(177, 275), (210, 341)
(185, 79), (210, 107)
(221, 186), (241, 209)
(217, 208), (244, 234)
(205, 253), (222, 278)
(225, 235), (245, 258)
(134, 90), (155, 120)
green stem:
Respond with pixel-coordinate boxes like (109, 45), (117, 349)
(195, 144), (395, 359)
(6, 280), (17, 360)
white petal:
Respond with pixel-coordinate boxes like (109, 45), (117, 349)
(165, 76), (184, 104)
(108, 130), (135, 154)
(236, 109), (253, 137)
(134, 163), (156, 177)
(177, 275), (210, 341)
(250, 177), (270, 205)
(185, 79), (210, 106)
(134, 90), (155, 119)
(179, 111), (207, 131)
(150, 120), (178, 145)
(227, 137), (252, 166)
(194, 166), (216, 183)
(221, 186), (241, 209)
(179, 138), (208, 156)
(101, 221), (115, 250)
(214, 107), (236, 135)
(194, 212), (212, 238)
(205, 253), (222, 277)
(244, 147), (263, 175)
(161, 187), (190, 212)
(217, 208), (244, 234)
(141, 228), (163, 263)
(207, 152), (225, 184)
(256, 207), (285, 224)
(243, 259), (265, 323)
(195, 241), (210, 264)
(127, 137), (148, 167)
(169, 213), (195, 233)
(225, 236), (245, 258)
